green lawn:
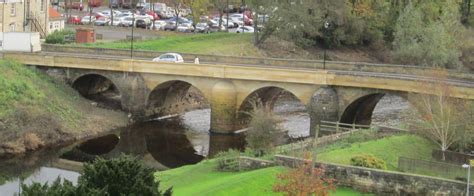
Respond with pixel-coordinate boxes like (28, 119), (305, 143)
(84, 33), (263, 57)
(157, 160), (372, 196)
(316, 134), (437, 170)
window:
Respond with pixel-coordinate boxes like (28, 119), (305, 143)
(9, 23), (15, 31)
(40, 0), (44, 12)
(10, 3), (16, 16)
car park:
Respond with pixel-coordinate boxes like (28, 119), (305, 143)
(195, 23), (210, 33)
(163, 21), (177, 31)
(135, 19), (148, 29)
(152, 53), (184, 63)
(177, 23), (194, 33)
(81, 16), (97, 25)
(68, 15), (81, 24)
(120, 16), (135, 27)
(235, 26), (254, 33)
(153, 20), (167, 30)
(94, 17), (110, 26)
(111, 17), (123, 26)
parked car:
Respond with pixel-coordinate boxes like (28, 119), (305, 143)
(195, 23), (210, 33)
(146, 11), (159, 20)
(94, 17), (110, 26)
(235, 26), (254, 33)
(120, 16), (135, 27)
(81, 16), (97, 25)
(67, 15), (81, 24)
(88, 0), (102, 7)
(111, 17), (123, 26)
(152, 53), (184, 63)
(153, 20), (167, 30)
(163, 21), (177, 31)
(177, 23), (194, 33)
(94, 12), (107, 20)
(101, 10), (121, 17)
(135, 19), (148, 29)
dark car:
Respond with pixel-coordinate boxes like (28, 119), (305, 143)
(135, 19), (148, 29)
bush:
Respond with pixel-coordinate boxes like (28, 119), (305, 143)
(215, 149), (241, 172)
(22, 155), (172, 196)
(350, 154), (387, 170)
(45, 30), (75, 44)
(246, 102), (283, 157)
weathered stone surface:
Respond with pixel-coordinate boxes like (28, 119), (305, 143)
(274, 155), (473, 196)
(238, 156), (274, 171)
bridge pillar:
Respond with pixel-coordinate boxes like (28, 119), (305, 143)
(309, 87), (339, 137)
(210, 80), (238, 134)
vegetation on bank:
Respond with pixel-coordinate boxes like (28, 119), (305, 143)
(0, 60), (127, 156)
(316, 134), (437, 170)
(84, 33), (262, 57)
(157, 160), (372, 196)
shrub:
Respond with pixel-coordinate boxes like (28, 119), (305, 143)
(215, 149), (241, 172)
(45, 30), (75, 44)
(22, 155), (172, 196)
(350, 154), (387, 170)
(246, 101), (283, 157)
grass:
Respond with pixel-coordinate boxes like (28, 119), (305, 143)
(316, 134), (437, 171)
(0, 60), (83, 129)
(157, 160), (372, 196)
(83, 33), (263, 57)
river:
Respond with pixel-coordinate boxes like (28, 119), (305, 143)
(0, 93), (413, 195)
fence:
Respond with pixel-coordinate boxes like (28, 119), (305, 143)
(319, 120), (408, 135)
(432, 149), (474, 165)
(398, 156), (469, 181)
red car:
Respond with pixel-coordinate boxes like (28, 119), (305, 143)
(94, 12), (107, 19)
(88, 0), (102, 7)
(68, 15), (81, 24)
(146, 11), (159, 20)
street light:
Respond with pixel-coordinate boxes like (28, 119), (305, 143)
(463, 163), (471, 196)
(130, 10), (135, 59)
(323, 20), (330, 70)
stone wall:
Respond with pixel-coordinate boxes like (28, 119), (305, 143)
(274, 155), (473, 196)
(238, 156), (274, 171)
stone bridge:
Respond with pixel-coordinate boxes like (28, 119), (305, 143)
(3, 50), (474, 135)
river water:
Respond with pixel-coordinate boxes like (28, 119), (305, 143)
(0, 93), (413, 195)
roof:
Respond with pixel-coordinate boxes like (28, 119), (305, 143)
(49, 7), (63, 20)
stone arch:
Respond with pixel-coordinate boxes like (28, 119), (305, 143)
(146, 80), (210, 119)
(71, 73), (123, 110)
(339, 92), (414, 126)
(236, 86), (309, 133)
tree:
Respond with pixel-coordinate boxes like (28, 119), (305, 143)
(211, 0), (227, 31)
(273, 153), (335, 196)
(183, 0), (209, 28)
(169, 0), (186, 30)
(393, 1), (463, 68)
(22, 155), (172, 196)
(409, 71), (473, 160)
(245, 101), (283, 157)
(246, 0), (279, 46)
(461, 0), (472, 25)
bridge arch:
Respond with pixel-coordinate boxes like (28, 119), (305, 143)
(237, 86), (310, 137)
(71, 74), (123, 110)
(146, 80), (210, 119)
(339, 92), (415, 127)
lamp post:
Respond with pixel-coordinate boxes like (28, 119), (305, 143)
(323, 20), (330, 70)
(130, 10), (135, 59)
(463, 163), (471, 196)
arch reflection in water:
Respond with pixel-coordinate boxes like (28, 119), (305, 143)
(74, 118), (245, 169)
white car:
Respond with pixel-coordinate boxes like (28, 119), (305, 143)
(102, 10), (121, 17)
(236, 26), (254, 33)
(111, 17), (123, 26)
(153, 20), (167, 30)
(81, 16), (96, 25)
(152, 53), (184, 63)
(177, 23), (194, 33)
(120, 16), (135, 27)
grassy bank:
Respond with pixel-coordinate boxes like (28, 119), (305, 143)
(84, 33), (263, 57)
(0, 60), (127, 156)
(316, 134), (437, 170)
(158, 160), (372, 196)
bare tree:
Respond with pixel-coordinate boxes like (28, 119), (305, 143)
(409, 71), (474, 160)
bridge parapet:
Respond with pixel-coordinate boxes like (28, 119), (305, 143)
(41, 44), (474, 81)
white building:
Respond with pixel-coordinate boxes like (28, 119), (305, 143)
(48, 7), (63, 33)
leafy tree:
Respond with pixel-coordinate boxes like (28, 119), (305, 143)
(211, 0), (227, 31)
(247, 0), (279, 46)
(21, 155), (172, 196)
(182, 0), (209, 28)
(393, 1), (463, 68)
(273, 153), (335, 196)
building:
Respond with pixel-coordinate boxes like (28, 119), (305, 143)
(48, 7), (63, 33)
(0, 0), (49, 37)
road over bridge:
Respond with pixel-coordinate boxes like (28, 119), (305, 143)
(2, 49), (474, 135)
